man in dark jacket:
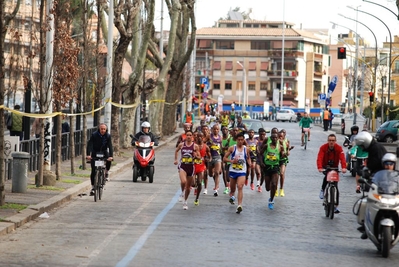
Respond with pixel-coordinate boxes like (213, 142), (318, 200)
(86, 123), (113, 195)
(355, 131), (387, 176)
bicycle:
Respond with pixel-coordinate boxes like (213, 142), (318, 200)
(322, 167), (340, 219)
(302, 127), (310, 150)
(92, 153), (107, 202)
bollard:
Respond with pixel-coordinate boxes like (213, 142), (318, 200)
(11, 152), (30, 193)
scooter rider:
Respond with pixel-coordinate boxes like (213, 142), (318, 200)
(343, 125), (359, 165)
(356, 153), (397, 239)
(354, 131), (386, 176)
(133, 121), (159, 146)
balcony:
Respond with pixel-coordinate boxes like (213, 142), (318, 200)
(267, 70), (298, 78)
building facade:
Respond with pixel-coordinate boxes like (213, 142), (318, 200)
(195, 19), (331, 110)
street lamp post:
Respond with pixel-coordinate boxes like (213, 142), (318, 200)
(339, 13), (378, 131)
(349, 6), (392, 119)
(237, 61), (247, 113)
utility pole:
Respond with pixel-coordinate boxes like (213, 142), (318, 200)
(104, 0), (113, 127)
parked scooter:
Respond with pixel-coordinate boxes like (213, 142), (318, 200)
(130, 134), (158, 183)
(354, 170), (399, 258)
(343, 136), (357, 177)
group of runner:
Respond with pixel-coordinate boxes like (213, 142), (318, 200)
(174, 116), (293, 213)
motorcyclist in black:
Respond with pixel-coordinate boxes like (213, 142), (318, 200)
(355, 131), (387, 176)
(133, 121), (159, 146)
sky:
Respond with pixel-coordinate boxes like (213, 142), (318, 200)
(154, 0), (399, 48)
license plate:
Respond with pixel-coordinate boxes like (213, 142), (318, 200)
(95, 160), (104, 167)
(96, 153), (104, 158)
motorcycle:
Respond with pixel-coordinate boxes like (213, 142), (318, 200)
(354, 170), (399, 258)
(343, 136), (357, 177)
(130, 134), (158, 183)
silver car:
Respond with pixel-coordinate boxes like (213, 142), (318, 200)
(276, 109), (297, 122)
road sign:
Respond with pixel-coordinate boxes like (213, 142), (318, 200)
(202, 92), (208, 99)
(327, 75), (338, 96)
(319, 93), (326, 101)
(200, 77), (208, 85)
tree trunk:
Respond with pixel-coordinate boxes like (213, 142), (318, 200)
(148, 0), (181, 136)
(163, 72), (182, 134)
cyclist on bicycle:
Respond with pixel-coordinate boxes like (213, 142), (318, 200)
(316, 134), (347, 213)
(86, 123), (113, 196)
(298, 112), (313, 146)
(133, 121), (159, 145)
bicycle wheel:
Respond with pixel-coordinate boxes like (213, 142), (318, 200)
(324, 187), (330, 217)
(329, 186), (335, 220)
(93, 171), (98, 202)
(98, 170), (103, 200)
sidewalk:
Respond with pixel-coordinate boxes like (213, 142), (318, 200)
(0, 131), (182, 236)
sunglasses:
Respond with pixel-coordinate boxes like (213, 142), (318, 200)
(384, 162), (395, 166)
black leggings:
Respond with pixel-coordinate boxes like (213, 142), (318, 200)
(90, 159), (111, 185)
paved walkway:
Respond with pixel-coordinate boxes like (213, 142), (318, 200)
(0, 131), (182, 236)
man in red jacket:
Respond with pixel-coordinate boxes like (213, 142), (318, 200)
(316, 134), (347, 213)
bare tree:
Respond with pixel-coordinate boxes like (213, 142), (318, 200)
(0, 0), (20, 205)
(147, 0), (195, 136)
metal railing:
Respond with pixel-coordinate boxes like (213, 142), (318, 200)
(5, 127), (97, 178)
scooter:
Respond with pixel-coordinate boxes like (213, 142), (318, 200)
(343, 136), (357, 177)
(354, 170), (399, 258)
(130, 134), (157, 183)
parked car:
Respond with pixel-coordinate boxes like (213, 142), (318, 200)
(242, 119), (270, 139)
(276, 109), (297, 122)
(375, 120), (399, 143)
(332, 113), (344, 126)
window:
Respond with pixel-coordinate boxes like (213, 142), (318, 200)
(390, 80), (395, 93)
(248, 83), (255, 91)
(225, 82), (232, 90)
(213, 61), (221, 70)
(260, 82), (268, 91)
(213, 82), (220, 90)
(225, 61), (233, 70)
(251, 41), (270, 50)
(260, 62), (268, 71)
(197, 39), (212, 49)
(215, 40), (234, 50)
(249, 62), (256, 71)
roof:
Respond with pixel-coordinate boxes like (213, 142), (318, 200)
(196, 27), (324, 42)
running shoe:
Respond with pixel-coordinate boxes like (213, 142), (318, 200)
(334, 207), (340, 214)
(105, 173), (109, 181)
(223, 187), (229, 194)
(244, 179), (248, 186)
(257, 186), (262, 193)
(250, 183), (255, 190)
(90, 188), (95, 196)
(319, 190), (324, 200)
(203, 189), (208, 195)
(183, 202), (188, 210)
(229, 195), (236, 205)
(194, 199), (199, 206)
(214, 190), (218, 197)
(178, 193), (184, 202)
(268, 198), (274, 210)
(236, 205), (243, 214)
(275, 189), (279, 197)
(280, 189), (285, 197)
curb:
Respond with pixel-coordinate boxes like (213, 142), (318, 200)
(0, 132), (180, 236)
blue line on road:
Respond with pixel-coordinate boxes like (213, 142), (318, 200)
(115, 190), (181, 267)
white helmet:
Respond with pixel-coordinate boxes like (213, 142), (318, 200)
(382, 153), (397, 165)
(354, 131), (373, 149)
(141, 121), (150, 131)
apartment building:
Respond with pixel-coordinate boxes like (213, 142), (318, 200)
(195, 19), (331, 109)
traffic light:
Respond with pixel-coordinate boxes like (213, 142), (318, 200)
(337, 47), (346, 59)
(196, 83), (200, 93)
(200, 83), (205, 92)
(369, 91), (374, 103)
